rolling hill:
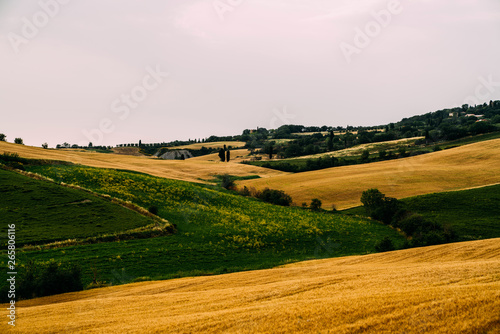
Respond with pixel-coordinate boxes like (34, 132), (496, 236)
(239, 138), (500, 209)
(0, 141), (286, 183)
(0, 168), (163, 246)
(5, 238), (499, 333)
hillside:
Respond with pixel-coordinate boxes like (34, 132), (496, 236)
(0, 168), (161, 246)
(2, 163), (404, 292)
(0, 141), (286, 183)
(5, 238), (499, 333)
(239, 138), (500, 209)
(343, 184), (500, 241)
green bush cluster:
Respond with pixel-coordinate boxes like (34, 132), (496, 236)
(361, 189), (456, 248)
(0, 260), (83, 302)
(255, 188), (293, 206)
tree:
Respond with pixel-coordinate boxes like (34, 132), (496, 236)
(0, 133), (5, 141)
(14, 138), (23, 145)
(361, 149), (369, 161)
(42, 142), (48, 149)
(88, 142), (93, 148)
(378, 149), (387, 159)
(360, 189), (385, 214)
(220, 174), (235, 190)
(268, 144), (274, 160)
(327, 130), (334, 151)
(310, 198), (322, 211)
(218, 148), (225, 162)
(226, 150), (230, 162)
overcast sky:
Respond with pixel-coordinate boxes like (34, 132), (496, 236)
(1, 0), (499, 147)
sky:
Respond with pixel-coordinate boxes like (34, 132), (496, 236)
(0, 0), (499, 147)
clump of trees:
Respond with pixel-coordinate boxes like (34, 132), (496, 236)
(236, 186), (293, 206)
(218, 145), (230, 162)
(256, 188), (292, 206)
(361, 189), (456, 248)
(14, 138), (23, 145)
(0, 260), (83, 302)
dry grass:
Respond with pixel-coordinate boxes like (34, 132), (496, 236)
(111, 147), (145, 156)
(239, 138), (500, 209)
(5, 238), (500, 333)
(0, 142), (286, 183)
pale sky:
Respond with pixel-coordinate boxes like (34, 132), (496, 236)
(1, 0), (499, 147)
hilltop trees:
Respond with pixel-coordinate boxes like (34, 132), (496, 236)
(0, 133), (5, 141)
(14, 138), (24, 145)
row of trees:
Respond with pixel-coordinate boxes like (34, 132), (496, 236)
(218, 145), (230, 162)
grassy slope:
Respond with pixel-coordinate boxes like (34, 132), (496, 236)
(0, 168), (157, 246)
(5, 164), (404, 289)
(5, 238), (500, 334)
(0, 141), (286, 184)
(342, 184), (500, 241)
(239, 138), (500, 209)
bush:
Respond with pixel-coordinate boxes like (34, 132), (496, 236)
(239, 186), (250, 197)
(310, 198), (322, 211)
(14, 138), (24, 145)
(375, 237), (395, 252)
(220, 174), (235, 190)
(7, 260), (83, 301)
(257, 188), (292, 206)
(361, 189), (401, 224)
(148, 205), (159, 215)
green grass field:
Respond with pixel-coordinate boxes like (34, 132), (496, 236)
(0, 164), (405, 291)
(342, 184), (500, 241)
(0, 168), (157, 246)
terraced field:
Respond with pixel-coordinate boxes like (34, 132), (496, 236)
(5, 238), (499, 333)
(239, 138), (500, 209)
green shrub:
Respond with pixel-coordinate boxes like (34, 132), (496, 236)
(220, 174), (235, 190)
(8, 260), (83, 301)
(375, 237), (395, 252)
(257, 188), (292, 206)
(148, 205), (159, 215)
(310, 198), (322, 211)
(361, 189), (401, 224)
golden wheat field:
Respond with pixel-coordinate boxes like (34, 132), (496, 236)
(239, 138), (500, 209)
(0, 141), (286, 183)
(4, 238), (499, 334)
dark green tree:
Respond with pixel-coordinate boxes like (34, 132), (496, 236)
(14, 138), (23, 145)
(327, 130), (334, 151)
(0, 133), (6, 141)
(226, 150), (230, 162)
(218, 148), (225, 162)
(310, 198), (322, 211)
